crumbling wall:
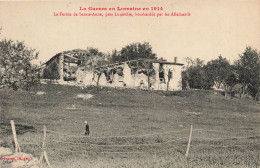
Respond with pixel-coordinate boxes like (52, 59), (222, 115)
(76, 67), (97, 86)
(111, 73), (124, 87)
(162, 64), (182, 91)
(134, 73), (148, 89)
(172, 65), (182, 90)
(76, 68), (85, 83)
(83, 71), (95, 85)
(99, 73), (107, 86)
(123, 63), (134, 87)
(152, 63), (160, 90)
(45, 55), (183, 91)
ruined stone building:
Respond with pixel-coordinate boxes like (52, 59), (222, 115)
(42, 49), (184, 91)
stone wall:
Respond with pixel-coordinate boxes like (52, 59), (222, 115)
(72, 62), (182, 91)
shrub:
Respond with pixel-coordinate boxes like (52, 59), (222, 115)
(42, 61), (60, 80)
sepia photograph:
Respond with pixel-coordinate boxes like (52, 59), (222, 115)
(0, 0), (259, 167)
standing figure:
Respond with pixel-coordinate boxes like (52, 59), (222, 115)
(84, 121), (90, 136)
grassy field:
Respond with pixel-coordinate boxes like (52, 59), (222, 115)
(0, 83), (260, 168)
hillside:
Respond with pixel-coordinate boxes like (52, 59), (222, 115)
(0, 84), (259, 168)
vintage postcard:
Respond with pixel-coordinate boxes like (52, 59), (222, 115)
(0, 0), (259, 167)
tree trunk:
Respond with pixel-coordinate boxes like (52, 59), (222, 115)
(242, 84), (247, 97)
(90, 54), (94, 70)
(230, 86), (233, 99)
(185, 79), (190, 90)
(240, 84), (246, 98)
(224, 85), (228, 98)
(147, 75), (150, 91)
(185, 71), (191, 90)
(96, 73), (101, 87)
(242, 86), (245, 97)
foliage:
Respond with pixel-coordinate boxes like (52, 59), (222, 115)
(111, 42), (157, 62)
(181, 56), (238, 95)
(225, 71), (238, 89)
(43, 61), (60, 80)
(84, 47), (109, 86)
(235, 47), (259, 85)
(235, 47), (260, 100)
(206, 56), (232, 88)
(182, 58), (214, 90)
(0, 39), (40, 91)
(89, 47), (110, 69)
(204, 56), (239, 97)
(182, 47), (259, 100)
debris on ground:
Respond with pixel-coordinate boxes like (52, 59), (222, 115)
(36, 91), (46, 95)
(185, 111), (201, 115)
(66, 104), (77, 110)
(76, 94), (93, 100)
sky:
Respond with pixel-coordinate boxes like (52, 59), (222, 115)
(0, 0), (259, 65)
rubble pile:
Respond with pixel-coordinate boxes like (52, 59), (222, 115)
(76, 93), (93, 100)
